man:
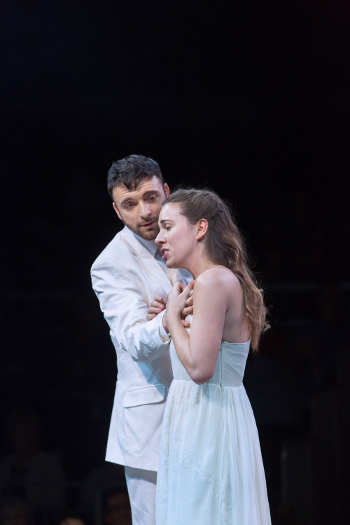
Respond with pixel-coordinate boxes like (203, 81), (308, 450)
(91, 155), (192, 525)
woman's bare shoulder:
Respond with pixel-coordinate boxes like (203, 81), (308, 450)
(195, 267), (241, 292)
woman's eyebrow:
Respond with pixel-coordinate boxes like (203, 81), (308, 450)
(160, 219), (174, 224)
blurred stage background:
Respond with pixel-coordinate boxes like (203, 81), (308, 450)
(1, 1), (349, 524)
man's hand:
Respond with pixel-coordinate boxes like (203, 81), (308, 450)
(146, 296), (166, 321)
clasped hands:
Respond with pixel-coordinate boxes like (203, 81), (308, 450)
(146, 281), (195, 333)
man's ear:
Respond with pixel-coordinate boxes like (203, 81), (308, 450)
(196, 219), (208, 241)
(113, 202), (122, 221)
(164, 183), (170, 198)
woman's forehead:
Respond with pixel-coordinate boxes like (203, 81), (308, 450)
(160, 202), (181, 220)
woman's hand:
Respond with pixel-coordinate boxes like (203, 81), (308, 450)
(146, 281), (195, 332)
(167, 281), (194, 326)
(182, 286), (194, 321)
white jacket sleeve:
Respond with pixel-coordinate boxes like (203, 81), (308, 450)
(91, 257), (170, 362)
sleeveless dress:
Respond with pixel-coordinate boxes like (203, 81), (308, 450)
(156, 339), (272, 525)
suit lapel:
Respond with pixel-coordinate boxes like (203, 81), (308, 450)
(168, 268), (186, 286)
(120, 227), (173, 296)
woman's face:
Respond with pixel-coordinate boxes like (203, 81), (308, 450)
(156, 203), (197, 269)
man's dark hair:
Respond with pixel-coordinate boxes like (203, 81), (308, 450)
(107, 154), (164, 199)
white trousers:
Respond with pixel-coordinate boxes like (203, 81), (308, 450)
(125, 466), (157, 525)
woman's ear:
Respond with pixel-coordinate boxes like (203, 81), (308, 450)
(196, 219), (208, 241)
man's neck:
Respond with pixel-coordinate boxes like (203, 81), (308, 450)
(133, 232), (158, 257)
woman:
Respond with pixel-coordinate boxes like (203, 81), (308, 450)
(154, 189), (271, 525)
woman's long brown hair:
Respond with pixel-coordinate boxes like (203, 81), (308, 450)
(163, 188), (269, 351)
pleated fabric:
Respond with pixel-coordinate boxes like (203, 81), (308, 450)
(156, 341), (272, 525)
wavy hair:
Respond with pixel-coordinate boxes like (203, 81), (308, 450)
(163, 188), (269, 351)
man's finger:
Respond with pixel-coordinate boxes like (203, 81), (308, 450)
(148, 306), (163, 315)
(154, 302), (165, 310)
(146, 313), (156, 321)
(181, 319), (190, 327)
(150, 300), (165, 310)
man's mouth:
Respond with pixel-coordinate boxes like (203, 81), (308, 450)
(141, 220), (156, 228)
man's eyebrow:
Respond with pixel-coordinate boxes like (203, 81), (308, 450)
(143, 190), (160, 196)
(119, 196), (136, 207)
(119, 190), (160, 207)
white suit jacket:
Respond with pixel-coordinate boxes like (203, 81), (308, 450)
(91, 226), (191, 471)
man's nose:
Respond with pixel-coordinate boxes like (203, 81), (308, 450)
(139, 201), (152, 218)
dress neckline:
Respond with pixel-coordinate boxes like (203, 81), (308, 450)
(221, 340), (250, 346)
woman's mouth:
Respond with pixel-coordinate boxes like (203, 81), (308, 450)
(161, 249), (169, 259)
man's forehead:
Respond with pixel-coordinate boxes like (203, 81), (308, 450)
(113, 176), (163, 201)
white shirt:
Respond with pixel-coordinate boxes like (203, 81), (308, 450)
(133, 233), (159, 258)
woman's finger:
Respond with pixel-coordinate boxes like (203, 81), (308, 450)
(185, 295), (193, 306)
(180, 283), (192, 300)
(173, 281), (183, 294)
(182, 306), (193, 317)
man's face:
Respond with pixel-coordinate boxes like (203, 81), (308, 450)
(113, 176), (170, 240)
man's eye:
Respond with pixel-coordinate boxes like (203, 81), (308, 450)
(147, 195), (157, 202)
(125, 203), (134, 209)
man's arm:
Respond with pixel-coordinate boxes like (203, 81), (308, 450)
(91, 258), (170, 361)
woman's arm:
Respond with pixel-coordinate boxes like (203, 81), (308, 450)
(166, 269), (230, 384)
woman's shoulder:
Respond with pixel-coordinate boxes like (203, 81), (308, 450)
(195, 266), (241, 291)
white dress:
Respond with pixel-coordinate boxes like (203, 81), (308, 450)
(156, 338), (272, 525)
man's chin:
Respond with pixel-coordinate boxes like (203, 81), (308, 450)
(141, 231), (158, 241)
(136, 226), (159, 240)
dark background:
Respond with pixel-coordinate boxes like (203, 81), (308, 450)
(1, 1), (349, 524)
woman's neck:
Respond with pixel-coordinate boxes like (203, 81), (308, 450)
(187, 252), (219, 280)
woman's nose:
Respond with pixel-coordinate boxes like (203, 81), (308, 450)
(155, 231), (163, 244)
